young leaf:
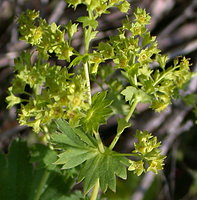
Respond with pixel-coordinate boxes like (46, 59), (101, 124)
(66, 21), (78, 39)
(68, 55), (83, 68)
(117, 118), (131, 134)
(121, 86), (152, 104)
(77, 16), (98, 29)
(82, 91), (113, 133)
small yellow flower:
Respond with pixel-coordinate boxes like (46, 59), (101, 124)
(128, 160), (144, 176)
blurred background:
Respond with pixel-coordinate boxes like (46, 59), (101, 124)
(0, 0), (197, 199)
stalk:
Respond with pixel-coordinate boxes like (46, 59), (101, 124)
(109, 99), (138, 150)
(125, 99), (138, 122)
(84, 15), (93, 105)
(90, 179), (100, 200)
(84, 10), (103, 200)
(113, 153), (138, 157)
(33, 170), (50, 200)
(84, 62), (92, 105)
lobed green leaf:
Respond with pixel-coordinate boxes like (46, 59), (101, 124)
(82, 91), (113, 133)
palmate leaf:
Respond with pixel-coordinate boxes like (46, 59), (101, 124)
(78, 151), (129, 193)
(52, 119), (129, 193)
(54, 147), (98, 169)
(51, 119), (98, 169)
(82, 91), (113, 133)
(52, 119), (97, 148)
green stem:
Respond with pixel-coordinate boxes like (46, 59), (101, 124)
(109, 99), (138, 150)
(33, 170), (50, 200)
(85, 10), (101, 200)
(90, 179), (100, 200)
(84, 62), (92, 105)
(109, 129), (122, 150)
(113, 153), (138, 157)
(83, 18), (93, 105)
(153, 66), (179, 86)
(125, 99), (138, 122)
(93, 130), (105, 153)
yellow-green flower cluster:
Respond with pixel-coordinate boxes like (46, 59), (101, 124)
(65, 0), (130, 15)
(150, 57), (191, 111)
(97, 8), (192, 112)
(6, 52), (89, 132)
(128, 130), (166, 176)
(18, 10), (73, 61)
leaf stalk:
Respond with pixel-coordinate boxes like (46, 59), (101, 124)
(125, 99), (138, 122)
(90, 179), (100, 200)
(109, 99), (138, 150)
(84, 62), (92, 105)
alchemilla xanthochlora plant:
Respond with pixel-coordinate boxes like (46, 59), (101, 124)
(6, 0), (193, 199)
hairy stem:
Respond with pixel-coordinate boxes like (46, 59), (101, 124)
(33, 170), (50, 200)
(90, 179), (100, 200)
(85, 10), (102, 200)
(84, 62), (92, 105)
(84, 26), (92, 105)
(109, 99), (138, 150)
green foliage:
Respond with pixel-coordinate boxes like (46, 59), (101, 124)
(0, 140), (78, 200)
(121, 86), (152, 104)
(52, 119), (129, 193)
(5, 0), (194, 199)
(0, 140), (33, 200)
(30, 144), (58, 171)
(78, 150), (128, 193)
(82, 91), (113, 133)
